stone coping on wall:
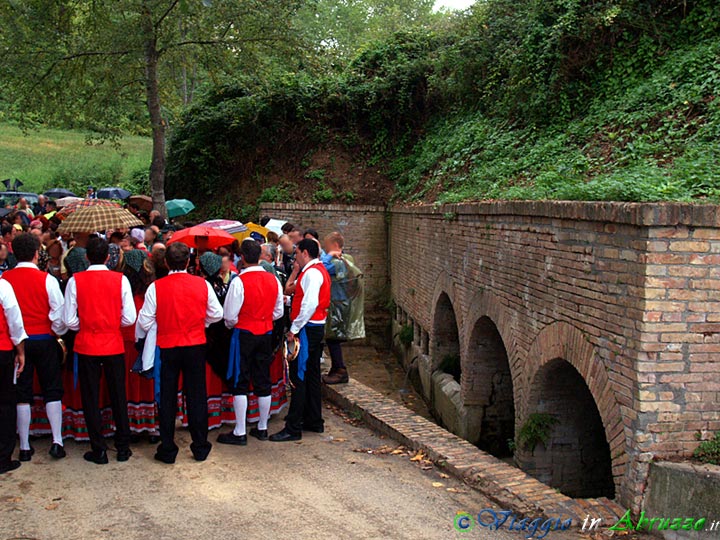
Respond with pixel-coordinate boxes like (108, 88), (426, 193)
(261, 200), (720, 227)
(390, 201), (720, 227)
(260, 203), (387, 213)
(323, 378), (625, 526)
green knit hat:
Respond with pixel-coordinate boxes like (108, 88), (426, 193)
(124, 249), (147, 273)
(199, 252), (222, 277)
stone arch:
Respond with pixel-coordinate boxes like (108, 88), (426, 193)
(461, 290), (518, 456)
(519, 321), (625, 498)
(429, 273), (461, 375)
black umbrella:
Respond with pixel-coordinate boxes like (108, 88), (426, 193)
(44, 188), (77, 199)
(97, 187), (131, 200)
(0, 208), (12, 218)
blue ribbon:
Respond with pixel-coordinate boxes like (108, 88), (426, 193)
(227, 328), (242, 387)
(27, 334), (53, 341)
(296, 327), (309, 382)
(153, 346), (162, 404)
(73, 352), (78, 390)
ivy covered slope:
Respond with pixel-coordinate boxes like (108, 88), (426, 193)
(166, 0), (720, 212)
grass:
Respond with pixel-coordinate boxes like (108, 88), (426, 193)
(390, 36), (720, 204)
(0, 122), (152, 195)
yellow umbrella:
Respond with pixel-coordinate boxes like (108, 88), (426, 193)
(235, 222), (270, 241)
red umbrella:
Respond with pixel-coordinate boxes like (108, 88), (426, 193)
(167, 225), (235, 249)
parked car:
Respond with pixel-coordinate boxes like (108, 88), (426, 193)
(0, 191), (40, 208)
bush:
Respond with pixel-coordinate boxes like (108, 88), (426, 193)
(694, 432), (720, 465)
(518, 413), (559, 453)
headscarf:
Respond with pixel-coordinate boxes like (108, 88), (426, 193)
(124, 249), (148, 273)
(199, 252), (222, 278)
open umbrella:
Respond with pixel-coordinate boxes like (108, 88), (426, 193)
(199, 219), (248, 240)
(167, 225), (234, 249)
(44, 188), (77, 199)
(166, 199), (195, 219)
(264, 218), (287, 236)
(55, 196), (83, 208)
(58, 198), (121, 217)
(97, 187), (131, 200)
(57, 205), (143, 233)
(236, 222), (270, 242)
(129, 195), (153, 212)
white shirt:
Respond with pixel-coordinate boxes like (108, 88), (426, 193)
(223, 265), (284, 329)
(290, 258), (326, 335)
(137, 270), (223, 333)
(0, 279), (28, 345)
(63, 264), (136, 331)
(14, 262), (67, 336)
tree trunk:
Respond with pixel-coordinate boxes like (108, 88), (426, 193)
(143, 13), (167, 217)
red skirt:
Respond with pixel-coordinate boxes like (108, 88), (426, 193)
(123, 335), (158, 433)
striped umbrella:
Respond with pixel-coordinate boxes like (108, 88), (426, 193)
(58, 198), (121, 217)
(199, 219), (248, 237)
(57, 205), (143, 233)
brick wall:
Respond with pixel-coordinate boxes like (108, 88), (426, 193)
(262, 200), (720, 511)
(389, 202), (720, 512)
(260, 203), (390, 344)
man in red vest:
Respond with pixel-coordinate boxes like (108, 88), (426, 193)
(137, 242), (223, 464)
(3, 233), (67, 461)
(63, 237), (137, 464)
(0, 277), (27, 474)
(220, 239), (283, 445)
(270, 238), (331, 442)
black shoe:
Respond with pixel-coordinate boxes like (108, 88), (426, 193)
(154, 453), (175, 464)
(18, 447), (34, 462)
(249, 427), (268, 441)
(117, 448), (132, 462)
(217, 432), (247, 446)
(83, 450), (108, 465)
(0, 460), (20, 474)
(49, 443), (66, 459)
(269, 428), (302, 442)
(303, 425), (325, 434)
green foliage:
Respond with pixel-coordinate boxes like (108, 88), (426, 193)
(313, 182), (336, 203)
(305, 169), (326, 181)
(257, 184), (292, 204)
(398, 324), (414, 346)
(694, 432), (720, 465)
(518, 413), (560, 453)
(438, 354), (461, 383)
(163, 0), (720, 207)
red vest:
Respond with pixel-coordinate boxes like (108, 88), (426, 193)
(3, 266), (52, 336)
(155, 273), (208, 348)
(235, 270), (278, 335)
(290, 261), (331, 324)
(74, 271), (125, 356)
(0, 302), (13, 351)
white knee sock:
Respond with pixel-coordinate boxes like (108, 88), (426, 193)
(45, 401), (64, 446)
(232, 395), (247, 436)
(257, 396), (271, 431)
(17, 404), (31, 450)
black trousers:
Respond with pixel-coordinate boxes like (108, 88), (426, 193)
(326, 339), (346, 371)
(78, 353), (130, 453)
(228, 333), (273, 397)
(157, 345), (211, 461)
(17, 338), (63, 404)
(0, 351), (16, 464)
(285, 325), (325, 435)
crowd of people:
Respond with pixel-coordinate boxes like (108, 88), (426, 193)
(0, 202), (361, 472)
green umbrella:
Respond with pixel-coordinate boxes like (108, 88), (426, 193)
(166, 198), (195, 219)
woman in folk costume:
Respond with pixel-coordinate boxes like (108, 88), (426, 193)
(121, 249), (159, 441)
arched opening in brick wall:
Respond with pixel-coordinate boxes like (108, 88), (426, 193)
(517, 358), (615, 499)
(467, 317), (515, 458)
(432, 293), (461, 382)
